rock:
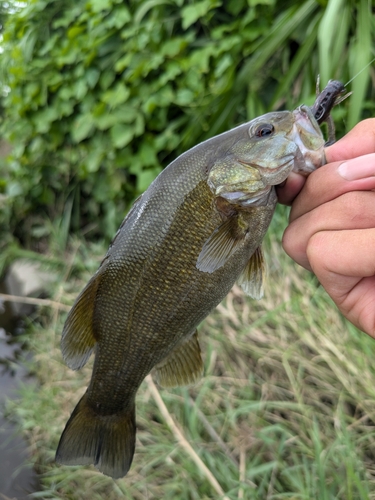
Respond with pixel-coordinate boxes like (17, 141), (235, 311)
(4, 260), (55, 316)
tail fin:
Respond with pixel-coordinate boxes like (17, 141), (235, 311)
(56, 393), (136, 479)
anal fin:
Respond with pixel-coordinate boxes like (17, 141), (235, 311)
(153, 330), (204, 388)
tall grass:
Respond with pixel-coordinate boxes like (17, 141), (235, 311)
(6, 207), (375, 499)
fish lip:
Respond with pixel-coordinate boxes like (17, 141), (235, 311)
(293, 105), (321, 136)
(291, 104), (325, 174)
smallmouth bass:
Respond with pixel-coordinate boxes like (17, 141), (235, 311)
(56, 103), (328, 478)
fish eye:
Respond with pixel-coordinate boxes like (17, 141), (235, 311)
(253, 124), (275, 139)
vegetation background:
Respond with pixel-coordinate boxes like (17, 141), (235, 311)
(0, 0), (375, 498)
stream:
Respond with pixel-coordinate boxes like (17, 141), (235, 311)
(0, 279), (40, 499)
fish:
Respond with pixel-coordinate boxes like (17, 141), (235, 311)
(56, 99), (330, 479)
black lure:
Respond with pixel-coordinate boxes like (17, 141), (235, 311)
(310, 79), (351, 144)
(311, 80), (347, 124)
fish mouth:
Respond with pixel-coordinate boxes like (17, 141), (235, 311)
(290, 105), (325, 174)
(293, 105), (322, 136)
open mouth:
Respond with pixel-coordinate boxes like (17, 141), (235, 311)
(290, 105), (325, 173)
(293, 105), (322, 140)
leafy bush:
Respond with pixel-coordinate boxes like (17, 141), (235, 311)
(0, 0), (374, 241)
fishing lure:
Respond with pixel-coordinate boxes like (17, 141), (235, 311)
(311, 77), (352, 144)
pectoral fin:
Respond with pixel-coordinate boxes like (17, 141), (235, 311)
(196, 216), (248, 273)
(153, 330), (204, 388)
(61, 272), (102, 370)
(237, 246), (266, 299)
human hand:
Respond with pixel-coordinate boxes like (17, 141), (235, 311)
(279, 119), (375, 337)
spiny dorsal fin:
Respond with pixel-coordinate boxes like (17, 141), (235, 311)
(153, 330), (204, 388)
(196, 216), (248, 274)
(237, 246), (266, 299)
(61, 272), (102, 370)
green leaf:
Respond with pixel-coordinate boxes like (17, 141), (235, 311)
(84, 151), (103, 173)
(67, 25), (85, 39)
(175, 88), (194, 106)
(86, 68), (100, 89)
(90, 0), (113, 13)
(71, 114), (95, 142)
(113, 7), (131, 29)
(134, 0), (173, 24)
(102, 84), (130, 106)
(73, 79), (88, 100)
(7, 181), (23, 197)
(110, 123), (133, 148)
(33, 108), (59, 133)
(25, 82), (40, 98)
(181, 0), (221, 30)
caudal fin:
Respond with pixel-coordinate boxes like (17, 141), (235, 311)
(56, 393), (136, 479)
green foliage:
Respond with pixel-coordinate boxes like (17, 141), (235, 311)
(0, 0), (374, 241)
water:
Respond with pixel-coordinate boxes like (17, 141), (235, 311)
(0, 280), (40, 499)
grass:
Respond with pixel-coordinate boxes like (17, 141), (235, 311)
(5, 206), (375, 499)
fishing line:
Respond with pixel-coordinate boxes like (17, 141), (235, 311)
(344, 56), (375, 86)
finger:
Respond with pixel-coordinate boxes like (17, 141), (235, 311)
(325, 118), (375, 163)
(289, 153), (375, 222)
(276, 172), (306, 205)
(283, 190), (375, 270)
(306, 229), (375, 337)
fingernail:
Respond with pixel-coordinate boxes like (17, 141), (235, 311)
(338, 154), (375, 181)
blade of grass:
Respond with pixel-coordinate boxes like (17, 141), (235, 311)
(0, 292), (71, 312)
(270, 13), (321, 109)
(348, 0), (372, 128)
(318, 0), (346, 85)
(145, 375), (231, 500)
(238, 447), (245, 500)
(241, 0), (318, 79)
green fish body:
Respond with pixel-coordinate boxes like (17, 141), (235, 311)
(56, 105), (325, 478)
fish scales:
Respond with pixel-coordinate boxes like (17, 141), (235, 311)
(56, 95), (342, 478)
(88, 140), (275, 405)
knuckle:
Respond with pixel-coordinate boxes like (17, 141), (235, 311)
(282, 225), (296, 258)
(305, 232), (327, 270)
